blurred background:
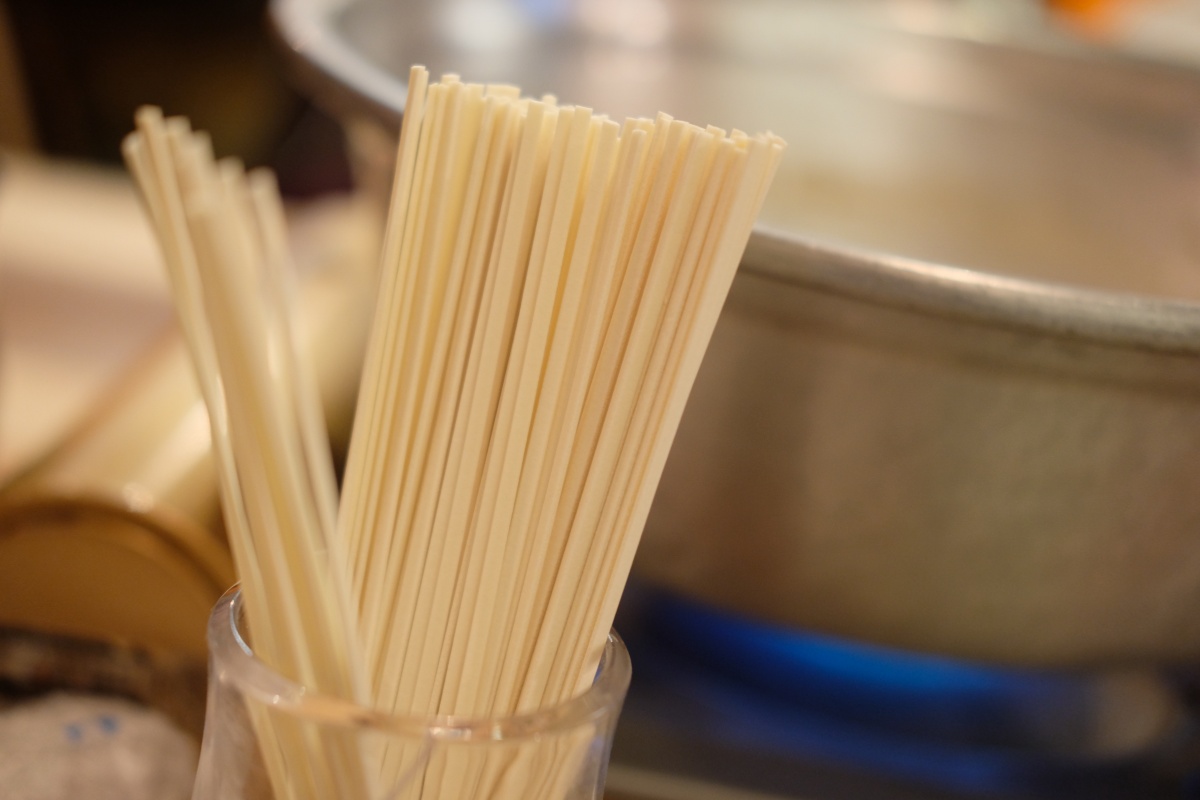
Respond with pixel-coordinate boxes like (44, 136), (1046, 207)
(7, 1), (1200, 798)
(0, 0), (352, 188)
(3, 0), (1200, 175)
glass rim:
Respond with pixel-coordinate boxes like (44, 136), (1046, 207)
(208, 586), (632, 742)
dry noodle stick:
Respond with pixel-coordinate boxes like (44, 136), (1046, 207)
(559, 129), (737, 666)
(489, 126), (768, 800)
(370, 98), (521, 708)
(542, 126), (725, 697)
(357, 80), (483, 656)
(121, 132), (272, 615)
(463, 115), (604, 719)
(375, 138), (517, 714)
(123, 130), (295, 797)
(498, 729), (587, 800)
(219, 172), (375, 798)
(430, 135), (569, 707)
(247, 169), (340, 550)
(197, 163), (346, 692)
(558, 137), (774, 695)
(371, 95), (518, 796)
(218, 166), (325, 554)
(552, 133), (741, 699)
(187, 186), (342, 800)
(380, 82), (486, 552)
(478, 116), (619, 716)
(126, 111), (372, 800)
(598, 117), (656, 329)
(495, 124), (651, 714)
(180, 150), (311, 672)
(528, 120), (700, 705)
(515, 117), (670, 670)
(329, 69), (782, 799)
(340, 68), (430, 569)
(490, 126), (648, 716)
(123, 123), (266, 587)
(428, 105), (597, 800)
(375, 112), (521, 771)
(567, 135), (786, 699)
(412, 102), (559, 800)
(127, 120), (282, 661)
(417, 98), (556, 705)
(383, 99), (553, 719)
(372, 96), (532, 708)
(353, 81), (453, 635)
(371, 79), (477, 545)
(441, 106), (593, 719)
(409, 101), (558, 715)
(187, 180), (369, 799)
(363, 88), (502, 676)
(516, 116), (694, 712)
(246, 175), (358, 678)
(125, 141), (293, 798)
(342, 65), (429, 592)
(234, 167), (370, 729)
(346, 75), (446, 596)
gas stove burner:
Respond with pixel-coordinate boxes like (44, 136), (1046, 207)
(609, 587), (1200, 799)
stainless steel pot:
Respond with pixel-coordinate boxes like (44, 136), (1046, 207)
(643, 231), (1200, 667)
(270, 0), (1200, 666)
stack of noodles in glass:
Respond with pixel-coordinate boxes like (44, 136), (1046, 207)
(124, 65), (784, 800)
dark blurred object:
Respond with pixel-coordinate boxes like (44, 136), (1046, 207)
(0, 2), (34, 150)
(0, 626), (207, 740)
(3, 0), (351, 191)
(5, 0), (291, 163)
(268, 102), (357, 197)
(0, 629), (204, 800)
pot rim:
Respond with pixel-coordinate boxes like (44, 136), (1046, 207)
(744, 226), (1200, 355)
(268, 0), (1200, 355)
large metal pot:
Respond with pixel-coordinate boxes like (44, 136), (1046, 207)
(644, 231), (1200, 667)
(271, 0), (1200, 666)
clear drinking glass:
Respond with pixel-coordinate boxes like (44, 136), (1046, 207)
(192, 588), (631, 800)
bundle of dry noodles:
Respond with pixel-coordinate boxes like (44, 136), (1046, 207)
(125, 65), (783, 800)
